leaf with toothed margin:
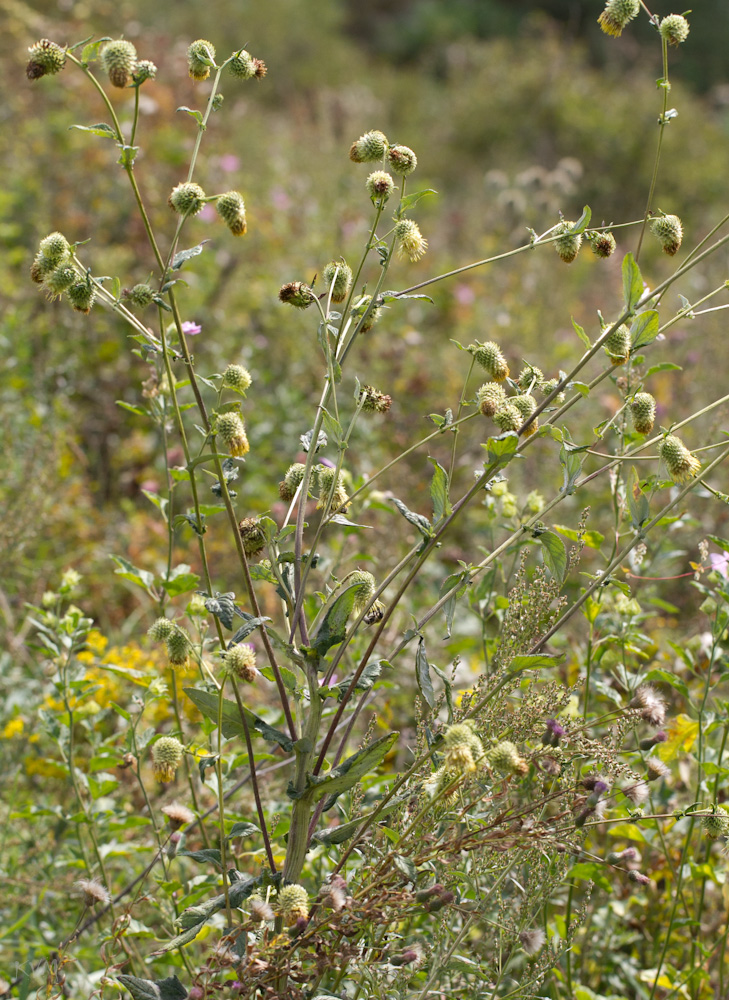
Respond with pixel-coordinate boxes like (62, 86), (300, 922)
(171, 241), (210, 272)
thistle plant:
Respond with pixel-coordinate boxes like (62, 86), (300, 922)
(13, 9), (729, 1000)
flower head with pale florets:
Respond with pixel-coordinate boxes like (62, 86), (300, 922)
(152, 737), (184, 782)
(659, 434), (701, 484)
(598, 0), (640, 37)
(395, 219), (428, 262)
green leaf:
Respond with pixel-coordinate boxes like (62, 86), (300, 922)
(226, 822), (260, 841)
(568, 206), (591, 234)
(111, 555), (155, 595)
(554, 524), (604, 549)
(559, 444), (584, 495)
(645, 362), (681, 377)
(627, 466), (650, 531)
(161, 565), (200, 597)
(509, 653), (565, 673)
(117, 975), (188, 1000)
(399, 188), (438, 212)
(440, 571), (469, 639)
(390, 497), (433, 538)
(568, 862), (612, 893)
(333, 659), (385, 701)
(205, 592), (237, 630)
(116, 400), (149, 417)
(171, 241), (210, 272)
(622, 252), (643, 313)
(415, 638), (435, 709)
(141, 490), (169, 522)
(155, 876), (259, 954)
(428, 458), (452, 523)
(321, 408), (343, 446)
(79, 38), (112, 64)
(296, 732), (398, 806)
(393, 854), (417, 882)
(117, 145), (139, 167)
(539, 531), (567, 583)
(183, 686), (294, 752)
(630, 310), (660, 350)
(178, 849), (222, 870)
(177, 105), (203, 124)
(70, 122), (116, 139)
(483, 432), (519, 470)
(230, 615), (271, 644)
(311, 582), (369, 656)
(572, 317), (591, 349)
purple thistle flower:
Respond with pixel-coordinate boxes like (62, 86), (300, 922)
(181, 320), (202, 336)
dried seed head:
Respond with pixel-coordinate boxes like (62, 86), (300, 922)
(592, 231), (617, 258)
(623, 780), (650, 806)
(188, 39), (216, 80)
(27, 38), (67, 79)
(279, 463), (307, 501)
(659, 434), (701, 484)
(148, 617), (175, 642)
(469, 342), (509, 381)
(553, 220), (582, 263)
(279, 281), (316, 308)
(477, 382), (507, 417)
(387, 144), (417, 176)
(223, 643), (258, 683)
(702, 807), (729, 840)
(629, 684), (667, 727)
(597, 0), (640, 37)
(216, 412), (250, 458)
(222, 364), (252, 393)
(366, 170), (395, 203)
(166, 627), (191, 668)
(216, 191), (247, 236)
(249, 896), (275, 922)
(128, 283), (155, 308)
(67, 278), (96, 314)
(394, 219), (428, 262)
(519, 929), (546, 957)
(238, 517), (266, 557)
(650, 214), (683, 256)
(75, 878), (111, 907)
(132, 60), (157, 84)
(603, 323), (631, 365)
(278, 884), (309, 926)
(359, 385), (392, 413)
(659, 14), (689, 46)
(511, 393), (538, 436)
(630, 392), (656, 434)
(228, 49), (256, 80)
(493, 405), (522, 434)
(488, 740), (528, 776)
(100, 40), (138, 88)
(322, 260), (353, 302)
(168, 182), (207, 217)
(152, 736), (184, 782)
(162, 802), (195, 830)
(646, 757), (671, 781)
(349, 130), (388, 163)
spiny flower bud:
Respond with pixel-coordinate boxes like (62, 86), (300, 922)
(541, 377), (566, 404)
(659, 14), (689, 46)
(166, 627), (191, 668)
(477, 382), (507, 417)
(650, 214), (683, 256)
(100, 40), (138, 88)
(228, 49), (256, 80)
(511, 394), (538, 436)
(630, 392), (656, 434)
(359, 385), (392, 413)
(132, 60), (157, 85)
(279, 463), (306, 501)
(366, 170), (395, 203)
(659, 434), (701, 484)
(216, 191), (247, 236)
(148, 617), (175, 641)
(597, 0), (640, 37)
(67, 278), (96, 314)
(152, 736), (184, 782)
(488, 740), (528, 776)
(592, 231), (617, 258)
(553, 220), (582, 263)
(31, 255), (54, 284)
(469, 342), (509, 382)
(516, 365), (544, 392)
(627, 869), (652, 887)
(27, 39), (67, 79)
(322, 260), (353, 303)
(395, 219), (428, 262)
(168, 182), (207, 217)
(238, 517), (266, 557)
(44, 264), (78, 299)
(278, 884), (309, 926)
(387, 144), (417, 176)
(493, 405), (522, 434)
(349, 130), (388, 163)
(347, 571), (384, 623)
(39, 232), (71, 266)
(352, 294), (383, 332)
(279, 281), (315, 308)
(223, 643), (257, 683)
(222, 364), (252, 393)
(216, 412), (250, 457)
(316, 465), (350, 514)
(188, 39), (216, 81)
(603, 323), (631, 365)
(127, 284), (154, 309)
(701, 807), (729, 839)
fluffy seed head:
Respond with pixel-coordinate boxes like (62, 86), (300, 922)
(250, 896), (275, 922)
(629, 685), (667, 727)
(349, 130), (388, 163)
(162, 802), (195, 830)
(279, 463), (306, 501)
(702, 807), (729, 840)
(223, 643), (258, 683)
(216, 412), (250, 457)
(511, 393), (538, 436)
(222, 364), (252, 393)
(128, 283), (155, 308)
(477, 382), (507, 417)
(228, 49), (256, 79)
(488, 740), (528, 776)
(133, 60), (157, 84)
(604, 324), (631, 365)
(469, 342), (509, 381)
(168, 182), (206, 217)
(630, 392), (656, 434)
(597, 0), (640, 37)
(387, 144), (417, 176)
(238, 517), (266, 557)
(75, 878), (110, 907)
(493, 405), (522, 434)
(659, 434), (701, 484)
(67, 279), (96, 314)
(553, 220), (582, 263)
(395, 219), (428, 262)
(592, 231), (617, 258)
(39, 232), (71, 267)
(359, 385), (392, 413)
(166, 627), (191, 668)
(148, 617), (175, 642)
(100, 40), (138, 88)
(519, 929), (546, 957)
(27, 39), (67, 80)
(660, 14), (689, 46)
(188, 39), (216, 80)
(366, 170), (395, 202)
(279, 281), (316, 308)
(322, 260), (353, 302)
(152, 737), (184, 782)
(650, 214), (683, 256)
(44, 264), (78, 299)
(623, 780), (650, 806)
(646, 757), (671, 781)
(216, 191), (247, 236)
(278, 884), (309, 926)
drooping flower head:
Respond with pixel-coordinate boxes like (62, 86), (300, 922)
(597, 0), (640, 37)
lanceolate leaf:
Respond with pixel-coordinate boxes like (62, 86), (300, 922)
(539, 530), (567, 583)
(622, 252), (643, 313)
(416, 638), (435, 710)
(630, 310), (660, 350)
(294, 732), (398, 806)
(627, 466), (650, 531)
(171, 241), (210, 271)
(390, 497), (433, 538)
(183, 687), (294, 752)
(428, 458), (452, 524)
(117, 975), (188, 1000)
(311, 582), (369, 656)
